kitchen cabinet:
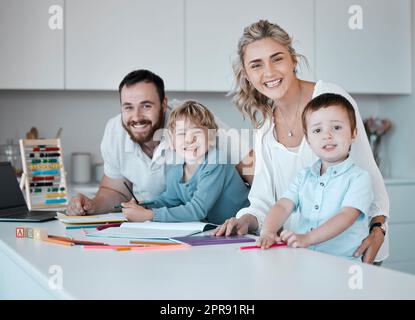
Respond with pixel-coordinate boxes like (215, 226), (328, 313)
(185, 0), (315, 91)
(0, 1), (411, 93)
(383, 180), (415, 275)
(315, 0), (411, 94)
(0, 0), (64, 89)
(65, 0), (185, 91)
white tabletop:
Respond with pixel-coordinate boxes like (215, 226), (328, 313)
(1, 219), (415, 299)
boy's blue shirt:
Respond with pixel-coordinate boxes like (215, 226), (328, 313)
(147, 148), (250, 225)
(282, 157), (374, 260)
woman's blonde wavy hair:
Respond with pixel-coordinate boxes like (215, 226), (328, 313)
(232, 20), (307, 128)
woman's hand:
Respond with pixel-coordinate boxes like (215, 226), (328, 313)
(353, 228), (385, 263)
(121, 200), (154, 222)
(212, 214), (258, 236)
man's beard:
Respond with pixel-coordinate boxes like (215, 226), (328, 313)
(122, 109), (164, 145)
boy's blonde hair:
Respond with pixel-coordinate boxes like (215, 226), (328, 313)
(168, 100), (219, 131)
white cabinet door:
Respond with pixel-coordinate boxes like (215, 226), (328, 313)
(185, 0), (315, 92)
(386, 183), (415, 224)
(0, 0), (64, 89)
(385, 182), (415, 270)
(387, 224), (415, 263)
(65, 0), (185, 91)
(315, 0), (411, 94)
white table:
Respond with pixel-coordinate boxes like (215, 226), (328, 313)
(1, 219), (415, 299)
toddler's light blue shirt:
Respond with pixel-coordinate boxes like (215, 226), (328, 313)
(282, 157), (373, 260)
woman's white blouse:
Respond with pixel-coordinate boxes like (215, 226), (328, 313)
(236, 80), (390, 261)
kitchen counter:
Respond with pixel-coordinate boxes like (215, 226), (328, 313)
(1, 219), (415, 299)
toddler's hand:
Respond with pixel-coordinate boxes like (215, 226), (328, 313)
(257, 231), (277, 249)
(280, 230), (310, 248)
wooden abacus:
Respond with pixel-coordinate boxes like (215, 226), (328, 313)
(19, 139), (68, 209)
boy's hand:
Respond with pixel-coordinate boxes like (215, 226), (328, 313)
(121, 201), (154, 222)
(280, 230), (310, 248)
(257, 231), (277, 249)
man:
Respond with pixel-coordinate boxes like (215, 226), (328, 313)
(67, 70), (171, 215)
(67, 69), (253, 215)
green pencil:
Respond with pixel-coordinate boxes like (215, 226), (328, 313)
(113, 200), (156, 209)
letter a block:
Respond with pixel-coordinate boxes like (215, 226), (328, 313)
(16, 227), (25, 238)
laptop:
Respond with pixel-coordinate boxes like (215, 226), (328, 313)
(0, 162), (57, 222)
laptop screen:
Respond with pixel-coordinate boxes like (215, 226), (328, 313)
(0, 162), (27, 210)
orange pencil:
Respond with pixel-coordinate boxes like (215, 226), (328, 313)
(43, 238), (74, 246)
(48, 234), (107, 246)
(83, 244), (189, 251)
(116, 247), (132, 251)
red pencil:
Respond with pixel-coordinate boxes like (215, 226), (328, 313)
(96, 223), (123, 231)
(240, 243), (287, 250)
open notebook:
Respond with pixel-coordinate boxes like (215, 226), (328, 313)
(86, 221), (218, 240)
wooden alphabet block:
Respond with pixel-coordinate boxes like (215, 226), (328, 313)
(33, 228), (48, 240)
(16, 227), (25, 238)
(26, 228), (34, 238)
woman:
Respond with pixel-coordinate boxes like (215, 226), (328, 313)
(215, 20), (389, 264)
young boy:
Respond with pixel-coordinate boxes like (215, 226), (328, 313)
(121, 100), (250, 225)
(258, 93), (373, 261)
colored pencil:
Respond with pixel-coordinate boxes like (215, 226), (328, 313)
(48, 235), (108, 246)
(83, 244), (189, 251)
(96, 223), (123, 231)
(240, 243), (288, 250)
(123, 181), (139, 204)
(129, 240), (179, 246)
(113, 200), (156, 209)
(66, 225), (101, 230)
(43, 238), (74, 246)
(116, 247), (132, 251)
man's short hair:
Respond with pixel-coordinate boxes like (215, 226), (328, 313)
(118, 69), (165, 103)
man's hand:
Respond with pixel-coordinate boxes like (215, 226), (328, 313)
(67, 193), (96, 215)
(354, 228), (385, 263)
(121, 201), (154, 222)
